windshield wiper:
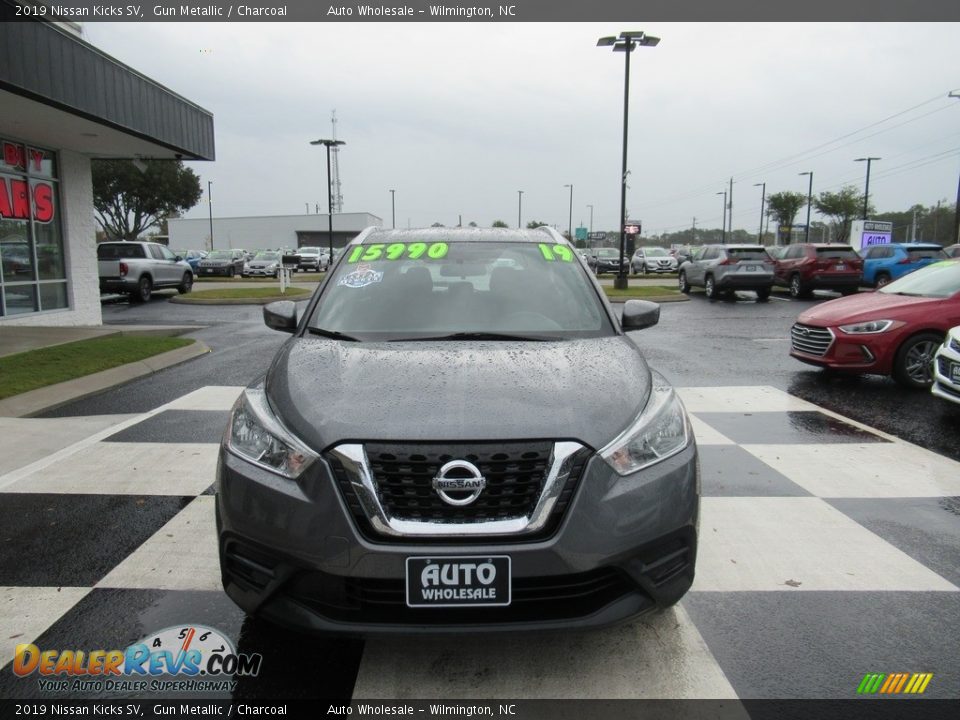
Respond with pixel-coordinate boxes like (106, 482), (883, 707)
(389, 332), (558, 342)
(307, 327), (360, 342)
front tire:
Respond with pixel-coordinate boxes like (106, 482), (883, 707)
(755, 287), (771, 301)
(228, 267), (235, 278)
(789, 274), (810, 299)
(875, 272), (891, 288)
(178, 272), (193, 294)
(678, 271), (690, 294)
(893, 332), (942, 389)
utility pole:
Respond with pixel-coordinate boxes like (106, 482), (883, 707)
(728, 177), (734, 238)
(753, 182), (766, 243)
(587, 204), (594, 234)
(518, 190), (524, 228)
(207, 181), (214, 250)
(716, 190), (727, 244)
(691, 216), (696, 245)
(911, 208), (917, 242)
(950, 91), (960, 243)
(935, 200), (941, 243)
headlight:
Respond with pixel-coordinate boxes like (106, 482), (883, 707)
(599, 383), (691, 476)
(838, 319), (904, 334)
(226, 388), (317, 479)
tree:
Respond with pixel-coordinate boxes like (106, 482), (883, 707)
(492, 220), (509, 228)
(765, 191), (807, 243)
(526, 220), (548, 229)
(92, 159), (202, 240)
(431, 222), (445, 227)
(813, 185), (866, 243)
(468, 221), (478, 227)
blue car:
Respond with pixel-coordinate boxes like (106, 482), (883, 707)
(173, 249), (206, 272)
(859, 243), (946, 288)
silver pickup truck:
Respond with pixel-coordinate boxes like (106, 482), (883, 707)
(97, 241), (194, 302)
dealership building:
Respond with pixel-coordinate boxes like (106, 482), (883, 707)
(0, 8), (214, 326)
(168, 213), (382, 254)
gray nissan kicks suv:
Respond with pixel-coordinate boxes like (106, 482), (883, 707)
(216, 226), (699, 634)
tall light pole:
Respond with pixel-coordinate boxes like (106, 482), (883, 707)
(311, 138), (346, 264)
(598, 30), (660, 289)
(518, 190), (524, 228)
(854, 157), (880, 220)
(716, 190), (727, 244)
(753, 182), (765, 243)
(389, 189), (396, 229)
(799, 171), (813, 243)
(563, 184), (573, 240)
(587, 204), (594, 235)
(207, 180), (214, 250)
(949, 91), (960, 243)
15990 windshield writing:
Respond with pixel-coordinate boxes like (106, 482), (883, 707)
(347, 242), (449, 263)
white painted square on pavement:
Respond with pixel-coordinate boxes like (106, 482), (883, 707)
(689, 415), (735, 446)
(0, 587), (91, 666)
(353, 604), (739, 700)
(692, 497), (958, 592)
(677, 386), (818, 414)
(4, 442), (218, 496)
(163, 386), (245, 412)
(97, 497), (220, 591)
(0, 415), (138, 476)
(742, 443), (960, 499)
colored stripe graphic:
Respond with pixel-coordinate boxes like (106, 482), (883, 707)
(857, 673), (932, 694)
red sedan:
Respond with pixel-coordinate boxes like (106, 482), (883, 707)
(790, 259), (960, 388)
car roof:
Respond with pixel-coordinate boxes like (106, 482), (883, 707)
(351, 226), (568, 246)
(887, 243), (943, 249)
(709, 244), (765, 250)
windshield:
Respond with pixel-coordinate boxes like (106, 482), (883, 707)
(207, 251), (232, 260)
(879, 260), (960, 298)
(254, 252), (279, 260)
(596, 248), (619, 258)
(306, 239), (615, 341)
(299, 248), (319, 255)
(644, 248), (669, 257)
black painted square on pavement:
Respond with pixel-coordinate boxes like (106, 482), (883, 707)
(105, 410), (230, 444)
(683, 591), (960, 699)
(0, 494), (192, 587)
(698, 445), (811, 497)
(694, 411), (890, 445)
(828, 497), (960, 589)
(0, 588), (362, 701)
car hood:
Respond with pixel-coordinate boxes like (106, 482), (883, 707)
(265, 336), (652, 451)
(797, 291), (945, 325)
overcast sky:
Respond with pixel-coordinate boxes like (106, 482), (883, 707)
(83, 22), (960, 237)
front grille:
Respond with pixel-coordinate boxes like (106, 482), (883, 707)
(950, 336), (960, 353)
(328, 442), (591, 543)
(791, 323), (833, 356)
(938, 357), (959, 387)
(284, 567), (645, 625)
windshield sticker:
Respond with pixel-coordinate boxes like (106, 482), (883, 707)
(538, 244), (575, 262)
(338, 263), (384, 288)
(347, 242), (449, 263)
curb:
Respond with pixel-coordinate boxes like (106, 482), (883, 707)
(0, 340), (211, 418)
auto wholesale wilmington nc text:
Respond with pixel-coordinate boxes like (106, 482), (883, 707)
(327, 5), (517, 17)
(328, 705), (517, 716)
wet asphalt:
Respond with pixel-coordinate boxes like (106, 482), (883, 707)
(55, 287), (960, 464)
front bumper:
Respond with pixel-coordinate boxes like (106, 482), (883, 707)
(216, 441), (699, 634)
(244, 267), (278, 276)
(790, 322), (896, 373)
(199, 266), (234, 276)
(931, 340), (960, 405)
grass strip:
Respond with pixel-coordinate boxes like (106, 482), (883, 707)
(0, 335), (194, 400)
(185, 287), (311, 299)
(603, 286), (681, 299)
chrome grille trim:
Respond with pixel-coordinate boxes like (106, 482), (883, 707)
(330, 441), (586, 537)
(790, 323), (834, 357)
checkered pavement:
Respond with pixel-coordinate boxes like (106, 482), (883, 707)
(1, 385), (958, 700)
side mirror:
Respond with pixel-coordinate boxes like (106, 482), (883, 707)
(621, 299), (660, 331)
(263, 300), (298, 333)
(174, 255), (183, 262)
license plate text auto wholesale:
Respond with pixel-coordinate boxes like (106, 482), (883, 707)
(745, 265), (757, 271)
(406, 556), (511, 608)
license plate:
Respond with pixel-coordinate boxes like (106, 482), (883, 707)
(406, 556), (511, 608)
(952, 363), (960, 383)
(836, 264), (846, 270)
(744, 265), (757, 271)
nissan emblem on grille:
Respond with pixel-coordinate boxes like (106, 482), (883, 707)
(432, 460), (487, 507)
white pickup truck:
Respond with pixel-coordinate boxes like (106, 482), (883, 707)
(97, 241), (194, 302)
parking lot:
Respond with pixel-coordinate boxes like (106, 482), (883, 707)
(1, 290), (958, 701)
